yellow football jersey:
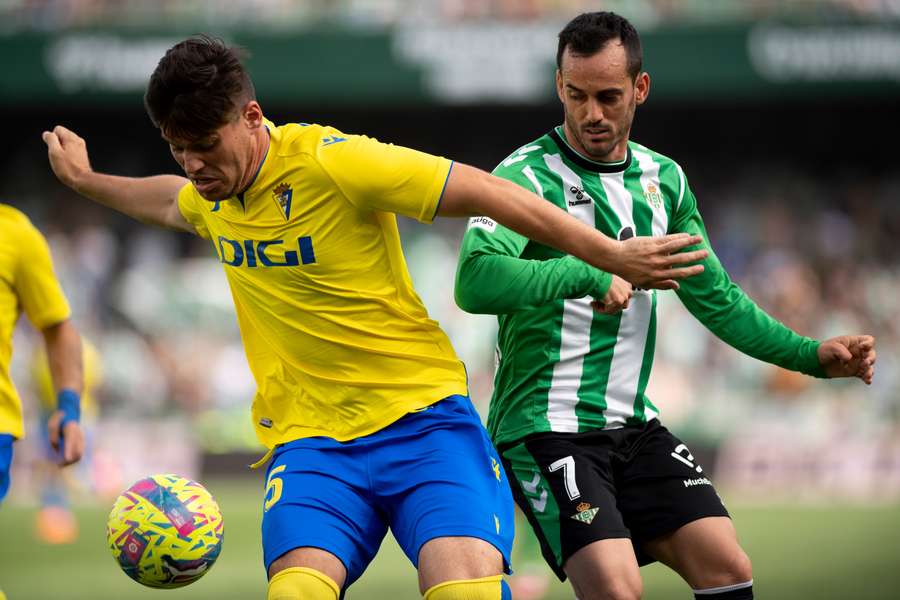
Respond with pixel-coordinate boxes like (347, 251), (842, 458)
(0, 205), (71, 439)
(178, 121), (467, 447)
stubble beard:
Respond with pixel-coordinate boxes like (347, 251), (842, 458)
(564, 101), (636, 163)
(564, 109), (617, 162)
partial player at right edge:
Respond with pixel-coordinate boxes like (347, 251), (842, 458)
(455, 11), (876, 600)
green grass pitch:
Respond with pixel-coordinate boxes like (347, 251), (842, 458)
(1, 480), (898, 599)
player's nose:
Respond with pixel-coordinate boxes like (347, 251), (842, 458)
(182, 152), (205, 175)
(585, 98), (605, 122)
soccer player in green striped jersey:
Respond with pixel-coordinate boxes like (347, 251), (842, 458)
(456, 12), (876, 600)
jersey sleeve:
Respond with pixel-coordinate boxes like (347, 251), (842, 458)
(455, 165), (612, 314)
(669, 167), (824, 377)
(176, 183), (211, 240)
(315, 133), (451, 223)
(14, 219), (71, 330)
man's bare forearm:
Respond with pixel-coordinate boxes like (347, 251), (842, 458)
(438, 163), (706, 289)
(71, 172), (192, 232)
(42, 320), (83, 395)
(439, 163), (618, 267)
(43, 126), (193, 232)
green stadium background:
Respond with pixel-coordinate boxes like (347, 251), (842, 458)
(1, 1), (898, 598)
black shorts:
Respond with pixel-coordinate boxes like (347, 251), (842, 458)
(499, 419), (729, 580)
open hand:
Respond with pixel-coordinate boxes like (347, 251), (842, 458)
(616, 233), (708, 290)
(818, 335), (876, 384)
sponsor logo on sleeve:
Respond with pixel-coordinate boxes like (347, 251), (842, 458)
(468, 215), (497, 232)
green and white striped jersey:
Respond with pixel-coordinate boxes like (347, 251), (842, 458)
(456, 126), (824, 448)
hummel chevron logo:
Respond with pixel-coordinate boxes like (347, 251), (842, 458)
(521, 472), (548, 513)
(502, 145), (541, 167)
(322, 135), (347, 146)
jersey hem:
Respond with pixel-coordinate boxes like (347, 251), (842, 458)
(431, 160), (454, 222)
(256, 382), (469, 448)
(27, 309), (71, 332)
(492, 417), (660, 451)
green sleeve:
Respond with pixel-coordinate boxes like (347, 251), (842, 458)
(454, 170), (612, 315)
(670, 174), (825, 377)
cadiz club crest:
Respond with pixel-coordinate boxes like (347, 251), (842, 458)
(273, 182), (293, 220)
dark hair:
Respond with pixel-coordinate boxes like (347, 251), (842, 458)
(557, 12), (642, 79)
(144, 35), (256, 141)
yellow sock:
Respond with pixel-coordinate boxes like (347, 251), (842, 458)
(424, 575), (511, 600)
(267, 567), (340, 600)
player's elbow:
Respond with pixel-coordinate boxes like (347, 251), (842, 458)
(455, 289), (488, 315)
(41, 318), (79, 346)
(454, 257), (488, 314)
(454, 276), (481, 314)
(455, 255), (510, 315)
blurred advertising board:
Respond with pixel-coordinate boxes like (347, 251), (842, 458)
(1, 21), (899, 106)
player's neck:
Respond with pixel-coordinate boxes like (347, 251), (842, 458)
(238, 127), (271, 196)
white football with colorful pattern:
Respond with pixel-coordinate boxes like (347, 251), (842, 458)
(106, 474), (224, 588)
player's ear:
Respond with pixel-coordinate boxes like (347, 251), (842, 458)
(634, 72), (650, 105)
(555, 69), (565, 103)
(242, 100), (264, 129)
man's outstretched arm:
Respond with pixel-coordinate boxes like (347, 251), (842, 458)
(670, 176), (876, 383)
(43, 126), (193, 233)
(438, 162), (707, 291)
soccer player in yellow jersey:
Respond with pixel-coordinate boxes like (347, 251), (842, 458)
(42, 36), (707, 600)
(0, 205), (85, 506)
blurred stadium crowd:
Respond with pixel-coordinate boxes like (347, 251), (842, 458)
(2, 0), (898, 507)
(2, 0), (900, 31)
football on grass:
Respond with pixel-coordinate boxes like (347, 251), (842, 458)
(106, 474), (224, 588)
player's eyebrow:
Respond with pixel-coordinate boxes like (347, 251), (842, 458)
(161, 133), (218, 149)
(566, 82), (623, 97)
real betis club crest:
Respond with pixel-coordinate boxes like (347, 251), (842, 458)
(570, 502), (599, 525)
(273, 182), (293, 220)
(644, 183), (663, 209)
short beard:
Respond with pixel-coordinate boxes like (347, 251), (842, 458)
(562, 100), (635, 163)
(564, 115), (616, 161)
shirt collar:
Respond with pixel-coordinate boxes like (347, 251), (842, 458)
(550, 126), (632, 174)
